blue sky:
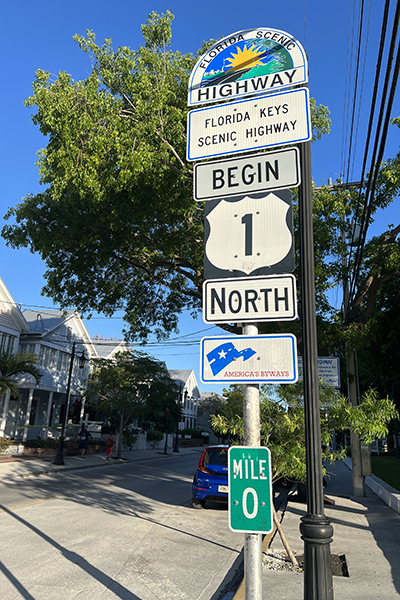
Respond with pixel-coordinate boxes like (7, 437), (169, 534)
(1, 1), (399, 393)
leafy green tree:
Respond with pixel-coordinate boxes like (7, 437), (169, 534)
(137, 375), (181, 454)
(210, 384), (398, 483)
(205, 385), (243, 442)
(2, 11), (331, 343)
(0, 351), (42, 396)
(84, 350), (177, 457)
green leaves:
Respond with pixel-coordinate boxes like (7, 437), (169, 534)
(209, 383), (398, 484)
(2, 13), (332, 343)
(328, 389), (398, 444)
(0, 352), (42, 396)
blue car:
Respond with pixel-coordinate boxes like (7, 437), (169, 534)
(192, 445), (229, 508)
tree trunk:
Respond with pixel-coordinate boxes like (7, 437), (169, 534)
(117, 409), (124, 459)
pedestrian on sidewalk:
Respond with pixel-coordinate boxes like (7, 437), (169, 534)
(77, 426), (92, 458)
(106, 433), (115, 460)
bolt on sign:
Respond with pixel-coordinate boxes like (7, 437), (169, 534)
(188, 27), (307, 107)
(228, 446), (273, 533)
(204, 190), (294, 280)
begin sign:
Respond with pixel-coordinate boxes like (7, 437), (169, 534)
(194, 148), (300, 201)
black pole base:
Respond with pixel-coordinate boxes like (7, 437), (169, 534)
(53, 438), (65, 465)
(300, 514), (334, 600)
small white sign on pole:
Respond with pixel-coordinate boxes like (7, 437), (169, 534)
(187, 88), (311, 162)
(298, 357), (341, 388)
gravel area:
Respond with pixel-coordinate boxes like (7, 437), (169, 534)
(263, 550), (304, 573)
(263, 550), (348, 577)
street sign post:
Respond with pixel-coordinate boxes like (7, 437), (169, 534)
(204, 190), (294, 279)
(228, 446), (273, 533)
(187, 87), (311, 161)
(200, 334), (298, 384)
(194, 148), (300, 201)
(187, 24), (333, 600)
(203, 274), (297, 323)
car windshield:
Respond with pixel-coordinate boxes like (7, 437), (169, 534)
(203, 448), (228, 468)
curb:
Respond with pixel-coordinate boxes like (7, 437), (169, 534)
(2, 449), (199, 481)
(344, 457), (400, 515)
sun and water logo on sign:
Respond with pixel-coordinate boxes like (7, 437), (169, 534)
(188, 28), (307, 106)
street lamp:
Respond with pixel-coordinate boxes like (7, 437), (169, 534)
(53, 341), (88, 465)
(173, 385), (187, 453)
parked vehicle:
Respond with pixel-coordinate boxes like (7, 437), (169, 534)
(192, 445), (229, 508)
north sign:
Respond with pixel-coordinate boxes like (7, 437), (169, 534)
(188, 27), (307, 107)
(204, 190), (294, 280)
(194, 148), (300, 201)
(186, 87), (311, 162)
(228, 446), (273, 533)
(203, 275), (297, 324)
(200, 334), (298, 384)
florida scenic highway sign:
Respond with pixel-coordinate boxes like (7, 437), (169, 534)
(188, 27), (307, 106)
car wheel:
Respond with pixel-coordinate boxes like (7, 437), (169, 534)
(192, 497), (205, 509)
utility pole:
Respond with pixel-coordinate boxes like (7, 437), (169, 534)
(347, 350), (365, 495)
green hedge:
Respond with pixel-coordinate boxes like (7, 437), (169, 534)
(181, 428), (209, 442)
(147, 430), (163, 442)
(24, 439), (59, 449)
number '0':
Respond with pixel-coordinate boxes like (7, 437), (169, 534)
(242, 487), (258, 519)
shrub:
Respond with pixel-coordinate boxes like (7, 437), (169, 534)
(0, 437), (10, 454)
(123, 428), (140, 450)
(24, 439), (59, 449)
(181, 428), (204, 438)
(147, 430), (163, 441)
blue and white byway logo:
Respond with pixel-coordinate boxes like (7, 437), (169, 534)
(207, 342), (256, 376)
(200, 335), (298, 384)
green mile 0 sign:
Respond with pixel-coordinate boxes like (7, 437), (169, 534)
(228, 446), (273, 533)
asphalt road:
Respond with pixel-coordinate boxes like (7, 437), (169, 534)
(0, 453), (243, 600)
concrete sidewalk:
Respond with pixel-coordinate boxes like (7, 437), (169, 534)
(2, 450), (400, 599)
(259, 460), (400, 600)
(0, 446), (203, 481)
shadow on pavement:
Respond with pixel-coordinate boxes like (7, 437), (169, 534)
(0, 504), (141, 600)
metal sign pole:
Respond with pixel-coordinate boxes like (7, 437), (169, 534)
(242, 322), (262, 600)
(298, 140), (334, 599)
